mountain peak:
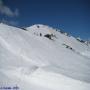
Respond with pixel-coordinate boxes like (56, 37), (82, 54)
(26, 24), (56, 36)
(27, 24), (53, 30)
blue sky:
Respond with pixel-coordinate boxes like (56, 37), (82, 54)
(0, 0), (90, 40)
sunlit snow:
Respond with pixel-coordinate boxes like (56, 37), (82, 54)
(0, 23), (90, 90)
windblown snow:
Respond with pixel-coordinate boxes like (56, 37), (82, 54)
(0, 23), (90, 90)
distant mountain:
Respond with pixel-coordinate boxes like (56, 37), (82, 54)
(0, 23), (90, 90)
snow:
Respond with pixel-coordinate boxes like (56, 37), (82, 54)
(0, 23), (90, 90)
(81, 51), (90, 58)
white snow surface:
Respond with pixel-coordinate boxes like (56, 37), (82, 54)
(0, 23), (90, 90)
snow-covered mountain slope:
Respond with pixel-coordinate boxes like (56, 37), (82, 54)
(0, 23), (90, 90)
